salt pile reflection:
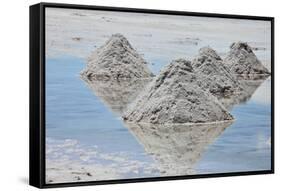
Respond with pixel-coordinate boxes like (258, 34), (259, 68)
(124, 121), (233, 175)
(220, 78), (267, 110)
(82, 77), (152, 115)
(81, 75), (267, 176)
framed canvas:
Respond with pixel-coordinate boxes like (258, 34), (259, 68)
(29, 2), (274, 188)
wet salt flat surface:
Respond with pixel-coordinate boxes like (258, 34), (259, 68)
(45, 8), (271, 183)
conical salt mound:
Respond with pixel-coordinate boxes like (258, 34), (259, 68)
(123, 59), (233, 124)
(191, 47), (245, 99)
(223, 42), (270, 80)
(81, 33), (153, 80)
(192, 46), (222, 68)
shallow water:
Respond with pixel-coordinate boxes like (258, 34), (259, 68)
(46, 56), (271, 182)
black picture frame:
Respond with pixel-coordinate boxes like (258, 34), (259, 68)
(30, 2), (275, 189)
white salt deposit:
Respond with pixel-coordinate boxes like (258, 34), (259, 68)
(224, 42), (270, 80)
(81, 34), (153, 80)
(46, 138), (159, 183)
(191, 46), (245, 99)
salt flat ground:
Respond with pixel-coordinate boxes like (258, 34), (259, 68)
(46, 7), (271, 72)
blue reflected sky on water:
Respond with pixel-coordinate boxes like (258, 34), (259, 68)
(46, 56), (271, 176)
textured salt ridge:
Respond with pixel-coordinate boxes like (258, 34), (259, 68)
(224, 42), (270, 80)
(123, 59), (233, 124)
(81, 33), (154, 80)
(125, 121), (232, 175)
(191, 46), (246, 99)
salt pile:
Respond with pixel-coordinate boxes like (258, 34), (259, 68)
(224, 42), (270, 80)
(123, 59), (233, 124)
(81, 33), (153, 80)
(191, 47), (245, 99)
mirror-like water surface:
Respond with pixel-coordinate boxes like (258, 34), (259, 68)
(46, 57), (271, 183)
